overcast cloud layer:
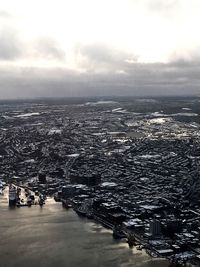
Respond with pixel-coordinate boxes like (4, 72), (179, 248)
(0, 0), (200, 99)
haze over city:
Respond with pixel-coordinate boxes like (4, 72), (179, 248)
(0, 0), (200, 98)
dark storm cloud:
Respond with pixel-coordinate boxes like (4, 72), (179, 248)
(0, 58), (199, 99)
(35, 37), (66, 60)
(0, 41), (199, 98)
(0, 28), (22, 60)
(0, 66), (88, 98)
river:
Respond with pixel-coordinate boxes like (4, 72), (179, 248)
(0, 188), (168, 267)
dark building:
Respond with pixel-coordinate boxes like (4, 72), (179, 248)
(38, 172), (46, 184)
(149, 219), (161, 237)
(61, 184), (88, 198)
(70, 174), (101, 186)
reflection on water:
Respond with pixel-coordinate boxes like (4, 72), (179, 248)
(0, 191), (168, 267)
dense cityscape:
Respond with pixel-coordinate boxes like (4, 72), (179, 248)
(0, 96), (200, 267)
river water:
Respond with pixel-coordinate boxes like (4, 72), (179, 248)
(0, 189), (168, 267)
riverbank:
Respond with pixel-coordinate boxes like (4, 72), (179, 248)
(0, 189), (169, 267)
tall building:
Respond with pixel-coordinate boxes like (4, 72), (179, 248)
(149, 219), (161, 237)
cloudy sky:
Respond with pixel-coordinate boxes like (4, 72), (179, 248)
(0, 0), (200, 99)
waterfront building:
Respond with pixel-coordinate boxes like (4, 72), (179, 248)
(149, 219), (161, 237)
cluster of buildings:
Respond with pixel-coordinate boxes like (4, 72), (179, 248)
(0, 97), (200, 266)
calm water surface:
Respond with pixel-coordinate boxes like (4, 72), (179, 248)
(0, 189), (168, 267)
